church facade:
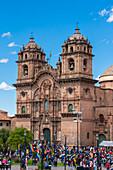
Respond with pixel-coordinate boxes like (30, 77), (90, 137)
(12, 27), (113, 147)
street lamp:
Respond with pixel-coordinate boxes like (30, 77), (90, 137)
(23, 130), (26, 169)
(41, 132), (44, 170)
(72, 109), (83, 154)
(96, 134), (99, 170)
(62, 135), (67, 170)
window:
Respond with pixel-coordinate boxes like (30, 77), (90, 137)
(6, 123), (9, 126)
(84, 46), (86, 52)
(83, 59), (87, 71)
(99, 114), (104, 123)
(0, 123), (3, 126)
(25, 54), (27, 60)
(21, 91), (25, 97)
(45, 100), (48, 110)
(24, 65), (28, 76)
(36, 102), (38, 109)
(22, 106), (25, 114)
(68, 104), (73, 112)
(69, 58), (74, 70)
(37, 55), (39, 59)
(58, 101), (61, 111)
(87, 132), (89, 139)
(70, 46), (73, 52)
(68, 88), (73, 94)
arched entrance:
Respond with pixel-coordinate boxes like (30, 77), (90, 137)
(43, 128), (51, 144)
(99, 134), (106, 144)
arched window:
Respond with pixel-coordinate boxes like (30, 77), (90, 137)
(36, 102), (38, 109)
(25, 54), (27, 60)
(70, 46), (73, 53)
(22, 106), (25, 114)
(58, 101), (61, 111)
(68, 104), (73, 112)
(24, 65), (28, 76)
(69, 58), (74, 70)
(84, 46), (86, 52)
(87, 132), (89, 139)
(37, 55), (39, 59)
(45, 100), (48, 110)
(83, 59), (87, 71)
(99, 114), (104, 123)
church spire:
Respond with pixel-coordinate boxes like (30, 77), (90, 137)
(75, 22), (80, 33)
(30, 32), (34, 42)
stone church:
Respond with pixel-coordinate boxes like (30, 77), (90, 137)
(12, 27), (113, 147)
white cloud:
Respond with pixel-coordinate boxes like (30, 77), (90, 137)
(0, 82), (15, 90)
(96, 75), (100, 81)
(106, 41), (109, 44)
(107, 13), (113, 22)
(54, 53), (60, 56)
(11, 51), (16, 55)
(0, 59), (9, 63)
(99, 8), (109, 17)
(1, 32), (12, 38)
(8, 42), (21, 47)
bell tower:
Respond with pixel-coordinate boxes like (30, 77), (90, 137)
(60, 27), (94, 80)
(17, 36), (46, 84)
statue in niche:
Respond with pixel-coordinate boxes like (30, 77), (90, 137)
(42, 80), (52, 96)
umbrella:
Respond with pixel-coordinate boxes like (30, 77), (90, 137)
(2, 160), (7, 164)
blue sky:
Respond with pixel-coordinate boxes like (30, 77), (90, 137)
(0, 0), (113, 115)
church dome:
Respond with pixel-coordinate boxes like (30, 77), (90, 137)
(70, 27), (86, 40)
(99, 65), (113, 89)
(24, 36), (41, 50)
(101, 65), (113, 76)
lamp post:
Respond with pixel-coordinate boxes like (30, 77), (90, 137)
(62, 135), (67, 170)
(72, 109), (82, 154)
(23, 130), (26, 169)
(64, 136), (67, 170)
(96, 134), (99, 170)
(41, 132), (44, 170)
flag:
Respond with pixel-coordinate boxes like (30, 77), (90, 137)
(51, 141), (54, 146)
(44, 140), (46, 146)
(38, 140), (40, 145)
(18, 143), (21, 151)
(57, 142), (59, 146)
(29, 143), (34, 152)
(37, 148), (39, 161)
(50, 52), (51, 57)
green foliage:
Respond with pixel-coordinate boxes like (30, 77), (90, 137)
(38, 159), (45, 170)
(7, 127), (34, 150)
(0, 128), (10, 143)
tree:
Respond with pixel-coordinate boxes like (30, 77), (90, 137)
(0, 128), (10, 144)
(7, 127), (34, 150)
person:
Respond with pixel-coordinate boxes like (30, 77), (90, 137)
(45, 161), (48, 169)
(106, 161), (110, 170)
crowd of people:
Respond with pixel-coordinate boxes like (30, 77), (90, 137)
(0, 143), (113, 170)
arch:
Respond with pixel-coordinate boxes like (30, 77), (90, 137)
(70, 46), (73, 52)
(45, 100), (48, 110)
(99, 114), (104, 123)
(23, 65), (28, 76)
(68, 104), (73, 112)
(37, 54), (39, 59)
(25, 54), (27, 60)
(68, 58), (74, 70)
(83, 58), (87, 71)
(22, 106), (25, 114)
(43, 128), (51, 143)
(99, 134), (106, 144)
(87, 132), (89, 139)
